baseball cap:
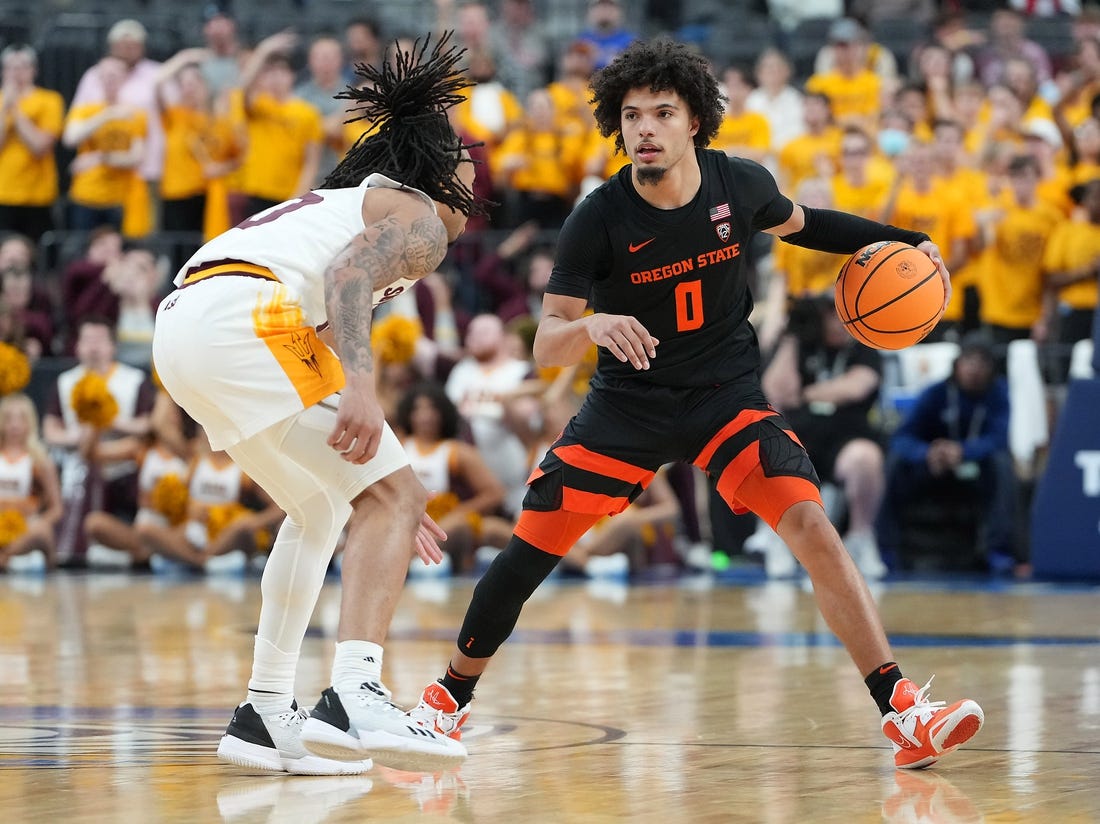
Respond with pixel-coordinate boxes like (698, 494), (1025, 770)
(828, 18), (864, 43)
(107, 19), (147, 44)
(201, 2), (234, 22)
(1021, 117), (1063, 149)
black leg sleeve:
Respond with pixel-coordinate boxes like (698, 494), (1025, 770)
(455, 537), (563, 659)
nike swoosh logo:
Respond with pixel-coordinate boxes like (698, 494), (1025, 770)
(628, 238), (656, 253)
(879, 664), (899, 675)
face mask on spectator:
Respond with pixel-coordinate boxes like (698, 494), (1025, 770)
(878, 129), (910, 158)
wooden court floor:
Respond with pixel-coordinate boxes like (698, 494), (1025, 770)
(0, 571), (1097, 823)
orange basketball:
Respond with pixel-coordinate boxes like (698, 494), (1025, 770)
(834, 241), (945, 350)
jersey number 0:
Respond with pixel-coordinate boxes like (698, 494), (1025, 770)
(675, 280), (704, 332)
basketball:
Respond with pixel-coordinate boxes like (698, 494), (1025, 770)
(834, 241), (945, 350)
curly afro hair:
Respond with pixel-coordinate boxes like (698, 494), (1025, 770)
(589, 38), (725, 156)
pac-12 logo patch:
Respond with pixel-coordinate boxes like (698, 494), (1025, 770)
(716, 222), (731, 242)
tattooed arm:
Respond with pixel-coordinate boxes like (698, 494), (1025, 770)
(323, 188), (449, 464)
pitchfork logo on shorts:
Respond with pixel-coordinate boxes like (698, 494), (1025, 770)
(284, 331), (323, 377)
(716, 222), (731, 242)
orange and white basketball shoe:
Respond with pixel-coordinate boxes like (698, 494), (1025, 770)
(407, 682), (471, 741)
(881, 677), (984, 769)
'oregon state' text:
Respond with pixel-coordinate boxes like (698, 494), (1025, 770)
(630, 243), (740, 284)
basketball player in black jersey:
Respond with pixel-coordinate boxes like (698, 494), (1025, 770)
(400, 39), (984, 769)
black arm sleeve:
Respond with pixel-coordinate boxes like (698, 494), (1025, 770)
(780, 206), (931, 254)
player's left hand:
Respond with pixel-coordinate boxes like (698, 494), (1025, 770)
(413, 511), (447, 565)
(917, 240), (952, 310)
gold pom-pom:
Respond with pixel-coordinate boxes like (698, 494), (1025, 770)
(254, 527), (273, 554)
(537, 365), (563, 385)
(371, 315), (422, 366)
(71, 371), (119, 429)
(573, 342), (598, 395)
(150, 473), (189, 526)
(465, 510), (483, 541)
(206, 502), (249, 540)
(0, 508), (27, 545)
(425, 491), (459, 523)
(0, 343), (31, 397)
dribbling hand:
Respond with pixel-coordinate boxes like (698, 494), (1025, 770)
(917, 240), (952, 310)
(586, 313), (659, 370)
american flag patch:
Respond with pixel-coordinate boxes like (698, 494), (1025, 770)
(709, 203), (731, 222)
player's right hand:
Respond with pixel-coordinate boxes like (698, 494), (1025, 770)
(328, 385), (385, 464)
(585, 313), (659, 370)
(413, 512), (447, 566)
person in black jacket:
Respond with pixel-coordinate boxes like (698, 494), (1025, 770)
(877, 333), (1018, 572)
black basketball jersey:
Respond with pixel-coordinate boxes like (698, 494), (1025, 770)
(548, 149), (794, 387)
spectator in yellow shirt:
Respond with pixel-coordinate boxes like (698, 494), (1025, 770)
(806, 19), (882, 132)
(712, 65), (770, 165)
(886, 140), (976, 288)
(1021, 118), (1075, 217)
(894, 83), (935, 143)
(1069, 117), (1100, 187)
(546, 40), (597, 129)
(1053, 36), (1100, 129)
(932, 118), (996, 333)
(0, 45), (64, 242)
(776, 92), (841, 189)
(492, 88), (586, 228)
(155, 48), (245, 237)
(977, 154), (1064, 356)
(831, 127), (893, 221)
(62, 56), (147, 234)
(1039, 178), (1100, 379)
(231, 33), (322, 217)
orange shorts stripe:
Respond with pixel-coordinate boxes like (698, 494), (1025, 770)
(514, 509), (605, 556)
(723, 461), (824, 530)
(714, 442), (763, 505)
(693, 408), (777, 470)
(552, 443), (653, 485)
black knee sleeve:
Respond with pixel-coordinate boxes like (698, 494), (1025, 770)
(455, 538), (561, 659)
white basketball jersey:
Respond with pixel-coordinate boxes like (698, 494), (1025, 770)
(0, 452), (33, 501)
(138, 445), (188, 493)
(404, 439), (455, 495)
(176, 174), (437, 326)
(188, 456), (242, 506)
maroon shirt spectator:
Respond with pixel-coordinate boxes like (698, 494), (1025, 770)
(61, 227), (122, 353)
(473, 221), (554, 322)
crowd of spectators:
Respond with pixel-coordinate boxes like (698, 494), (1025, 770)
(1, 0), (1099, 580)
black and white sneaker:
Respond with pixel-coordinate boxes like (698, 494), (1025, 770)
(216, 700), (373, 775)
(301, 685), (467, 773)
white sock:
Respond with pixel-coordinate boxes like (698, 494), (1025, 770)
(331, 640), (384, 695)
(247, 636), (298, 715)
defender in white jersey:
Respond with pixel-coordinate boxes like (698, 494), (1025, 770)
(152, 34), (481, 775)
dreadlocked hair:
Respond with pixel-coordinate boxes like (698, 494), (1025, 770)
(321, 31), (482, 217)
(589, 38), (725, 156)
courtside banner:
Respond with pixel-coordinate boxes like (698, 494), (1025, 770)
(1031, 378), (1100, 580)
